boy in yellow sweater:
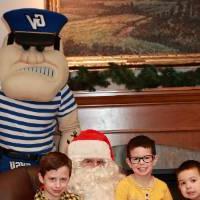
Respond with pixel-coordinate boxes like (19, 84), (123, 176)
(115, 135), (173, 200)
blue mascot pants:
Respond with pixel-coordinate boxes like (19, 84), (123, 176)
(0, 147), (41, 172)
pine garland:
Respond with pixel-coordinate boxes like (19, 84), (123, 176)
(68, 63), (200, 91)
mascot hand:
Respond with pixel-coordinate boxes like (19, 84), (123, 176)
(58, 109), (80, 154)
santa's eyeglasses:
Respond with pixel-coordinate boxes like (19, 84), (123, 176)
(81, 158), (106, 167)
(129, 155), (155, 164)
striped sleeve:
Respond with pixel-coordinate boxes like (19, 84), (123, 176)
(58, 85), (77, 117)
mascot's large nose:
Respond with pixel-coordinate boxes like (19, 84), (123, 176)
(20, 47), (44, 64)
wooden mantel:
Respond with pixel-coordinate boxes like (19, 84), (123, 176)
(74, 87), (200, 151)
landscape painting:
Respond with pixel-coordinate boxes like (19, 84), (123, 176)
(58, 0), (200, 58)
(46, 0), (200, 66)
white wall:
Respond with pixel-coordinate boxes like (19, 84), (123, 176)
(0, 0), (45, 46)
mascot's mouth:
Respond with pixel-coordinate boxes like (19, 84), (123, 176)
(19, 67), (55, 77)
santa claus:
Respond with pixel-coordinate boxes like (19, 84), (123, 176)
(67, 129), (124, 200)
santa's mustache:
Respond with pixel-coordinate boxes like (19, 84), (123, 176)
(72, 164), (117, 182)
(68, 161), (123, 195)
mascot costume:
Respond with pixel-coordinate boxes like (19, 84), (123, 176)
(0, 8), (80, 172)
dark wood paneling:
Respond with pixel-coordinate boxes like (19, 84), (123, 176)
(74, 87), (200, 150)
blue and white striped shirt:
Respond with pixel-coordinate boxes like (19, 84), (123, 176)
(0, 85), (77, 154)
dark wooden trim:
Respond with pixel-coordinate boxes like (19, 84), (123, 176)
(74, 87), (200, 151)
(75, 87), (200, 106)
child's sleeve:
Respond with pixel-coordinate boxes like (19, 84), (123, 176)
(163, 185), (174, 200)
(115, 178), (129, 200)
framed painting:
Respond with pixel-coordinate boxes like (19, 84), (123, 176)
(46, 0), (200, 67)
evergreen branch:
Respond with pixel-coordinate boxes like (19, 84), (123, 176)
(68, 63), (200, 91)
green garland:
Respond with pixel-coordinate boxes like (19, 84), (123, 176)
(68, 63), (200, 91)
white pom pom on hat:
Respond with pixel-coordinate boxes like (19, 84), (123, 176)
(68, 129), (114, 160)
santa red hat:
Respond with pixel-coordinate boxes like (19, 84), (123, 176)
(68, 129), (114, 160)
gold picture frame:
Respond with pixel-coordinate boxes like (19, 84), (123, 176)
(46, 0), (200, 68)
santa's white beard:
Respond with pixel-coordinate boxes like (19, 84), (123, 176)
(68, 160), (124, 200)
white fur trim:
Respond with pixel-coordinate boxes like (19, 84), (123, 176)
(68, 140), (111, 160)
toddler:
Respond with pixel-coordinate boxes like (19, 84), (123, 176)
(176, 160), (200, 200)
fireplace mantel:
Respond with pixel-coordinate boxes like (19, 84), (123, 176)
(74, 87), (200, 151)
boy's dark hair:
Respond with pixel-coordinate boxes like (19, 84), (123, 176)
(39, 152), (72, 177)
(126, 135), (156, 158)
(176, 160), (200, 177)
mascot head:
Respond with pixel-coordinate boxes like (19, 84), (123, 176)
(0, 8), (68, 102)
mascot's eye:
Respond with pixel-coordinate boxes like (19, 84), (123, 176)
(36, 46), (45, 52)
(23, 45), (30, 50)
